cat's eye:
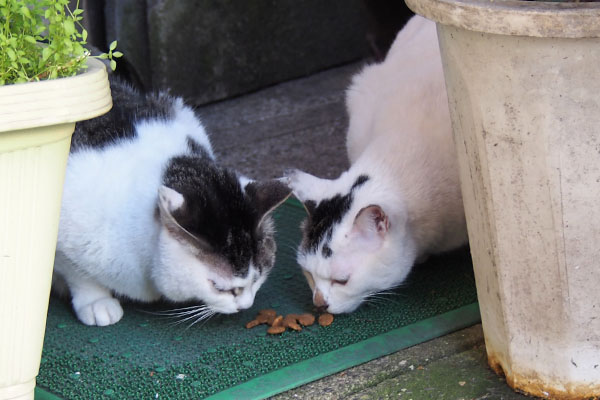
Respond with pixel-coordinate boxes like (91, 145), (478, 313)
(210, 280), (240, 295)
(332, 278), (349, 286)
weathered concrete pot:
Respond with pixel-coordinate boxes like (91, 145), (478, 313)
(0, 58), (111, 400)
(405, 0), (600, 398)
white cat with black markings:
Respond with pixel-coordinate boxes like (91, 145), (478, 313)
(55, 77), (291, 326)
(285, 15), (467, 314)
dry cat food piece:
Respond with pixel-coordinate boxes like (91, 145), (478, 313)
(245, 319), (260, 329)
(245, 310), (327, 333)
(255, 314), (269, 324)
(258, 309), (277, 318)
(266, 314), (277, 326)
(318, 313), (334, 327)
(267, 325), (286, 335)
(283, 315), (302, 331)
(272, 315), (284, 327)
(297, 313), (315, 327)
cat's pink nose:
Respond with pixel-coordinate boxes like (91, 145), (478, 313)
(313, 289), (328, 310)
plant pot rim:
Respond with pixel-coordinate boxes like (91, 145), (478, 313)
(406, 0), (600, 38)
(0, 58), (112, 134)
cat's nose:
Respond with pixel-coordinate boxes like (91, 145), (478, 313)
(313, 289), (328, 310)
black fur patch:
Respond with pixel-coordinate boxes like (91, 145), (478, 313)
(187, 137), (211, 157)
(70, 76), (176, 151)
(352, 175), (369, 190)
(304, 175), (370, 253)
(163, 155), (269, 277)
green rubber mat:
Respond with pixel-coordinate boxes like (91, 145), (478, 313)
(36, 198), (479, 400)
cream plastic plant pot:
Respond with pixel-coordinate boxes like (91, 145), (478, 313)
(0, 58), (111, 400)
(404, 0), (600, 398)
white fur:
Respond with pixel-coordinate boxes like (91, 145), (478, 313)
(288, 16), (468, 314)
(55, 101), (258, 325)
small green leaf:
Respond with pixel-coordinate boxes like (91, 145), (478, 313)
(109, 40), (117, 51)
(23, 35), (37, 44)
(98, 53), (109, 59)
(110, 59), (117, 71)
(112, 51), (123, 58)
(45, 8), (52, 19)
(6, 47), (16, 61)
(42, 46), (52, 61)
(72, 42), (85, 57)
(82, 29), (88, 42)
(72, 8), (83, 15)
(19, 5), (31, 19)
(63, 37), (73, 50)
(63, 19), (75, 36)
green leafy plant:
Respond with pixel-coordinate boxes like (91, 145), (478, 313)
(0, 0), (122, 85)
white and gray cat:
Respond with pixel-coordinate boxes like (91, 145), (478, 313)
(286, 16), (468, 314)
(54, 77), (291, 326)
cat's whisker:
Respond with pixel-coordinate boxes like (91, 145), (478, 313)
(159, 306), (212, 326)
(160, 304), (211, 312)
(365, 290), (401, 307)
(174, 309), (212, 324)
(185, 309), (216, 330)
(160, 306), (210, 316)
(142, 305), (209, 318)
(280, 242), (298, 251)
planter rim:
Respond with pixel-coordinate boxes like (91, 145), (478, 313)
(406, 0), (600, 38)
(0, 58), (112, 133)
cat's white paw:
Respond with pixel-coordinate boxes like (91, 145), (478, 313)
(283, 169), (313, 201)
(75, 297), (124, 326)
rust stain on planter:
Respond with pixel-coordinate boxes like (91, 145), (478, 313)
(488, 351), (600, 400)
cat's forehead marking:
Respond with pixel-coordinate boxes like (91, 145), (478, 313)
(304, 175), (370, 254)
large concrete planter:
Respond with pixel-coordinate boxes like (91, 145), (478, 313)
(405, 0), (600, 398)
(0, 58), (111, 400)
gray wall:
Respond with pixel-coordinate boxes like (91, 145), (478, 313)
(80, 0), (370, 106)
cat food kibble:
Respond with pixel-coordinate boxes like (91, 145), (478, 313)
(283, 315), (302, 331)
(318, 313), (334, 327)
(272, 315), (283, 327)
(245, 310), (334, 333)
(297, 313), (315, 326)
(255, 314), (269, 324)
(259, 309), (277, 318)
(245, 319), (260, 329)
(267, 325), (286, 335)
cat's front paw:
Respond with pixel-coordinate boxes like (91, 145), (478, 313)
(75, 297), (124, 326)
(282, 169), (314, 202)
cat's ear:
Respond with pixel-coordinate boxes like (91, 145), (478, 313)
(245, 180), (293, 223)
(351, 205), (389, 249)
(157, 185), (213, 251)
(158, 185), (185, 215)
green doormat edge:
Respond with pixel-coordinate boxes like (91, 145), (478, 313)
(35, 387), (62, 400)
(207, 302), (481, 400)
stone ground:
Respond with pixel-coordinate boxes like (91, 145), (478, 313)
(196, 62), (533, 400)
